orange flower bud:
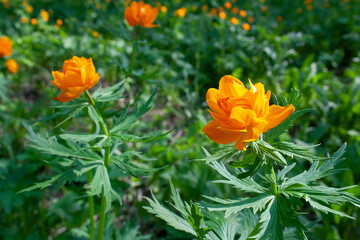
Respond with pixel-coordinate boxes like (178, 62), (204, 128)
(175, 7), (187, 18)
(242, 22), (250, 31)
(0, 37), (13, 58)
(51, 56), (100, 102)
(5, 59), (18, 74)
(203, 76), (295, 150)
(125, 1), (159, 28)
(230, 17), (239, 25)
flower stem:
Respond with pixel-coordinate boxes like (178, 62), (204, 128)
(129, 26), (140, 75)
(266, 163), (278, 195)
(87, 171), (95, 240)
(85, 90), (111, 240)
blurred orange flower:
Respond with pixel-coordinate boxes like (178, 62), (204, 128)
(230, 17), (239, 25)
(210, 8), (217, 16)
(201, 5), (208, 12)
(248, 16), (254, 23)
(160, 6), (167, 13)
(51, 56), (100, 102)
(203, 75), (295, 150)
(231, 7), (239, 14)
(40, 9), (49, 22)
(125, 1), (158, 28)
(224, 2), (232, 9)
(239, 10), (246, 17)
(92, 31), (99, 38)
(0, 37), (13, 58)
(175, 7), (187, 18)
(5, 59), (18, 74)
(219, 11), (226, 19)
(20, 17), (28, 23)
(31, 18), (37, 25)
(242, 22), (250, 31)
(56, 19), (63, 26)
(276, 16), (283, 22)
(261, 5), (267, 12)
(26, 5), (33, 13)
(296, 8), (302, 13)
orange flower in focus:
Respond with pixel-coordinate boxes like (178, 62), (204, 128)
(219, 11), (226, 19)
(40, 9), (49, 22)
(203, 76), (295, 150)
(31, 18), (37, 25)
(175, 7), (187, 18)
(160, 6), (167, 13)
(224, 2), (232, 9)
(125, 1), (159, 28)
(51, 56), (100, 102)
(242, 22), (250, 31)
(5, 59), (18, 74)
(230, 17), (239, 25)
(239, 10), (246, 17)
(0, 37), (12, 58)
(248, 16), (254, 23)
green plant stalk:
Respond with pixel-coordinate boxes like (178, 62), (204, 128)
(87, 170), (95, 240)
(266, 163), (278, 195)
(129, 26), (140, 75)
(85, 90), (110, 240)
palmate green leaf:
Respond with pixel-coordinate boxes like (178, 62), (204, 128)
(202, 195), (274, 218)
(110, 92), (156, 134)
(185, 204), (212, 240)
(208, 161), (267, 194)
(204, 212), (238, 240)
(54, 105), (88, 129)
(87, 105), (103, 134)
(198, 146), (240, 164)
(264, 109), (314, 142)
(280, 143), (347, 189)
(91, 80), (126, 102)
(87, 165), (122, 212)
(252, 141), (287, 165)
(19, 160), (101, 193)
(111, 130), (172, 143)
(23, 123), (102, 161)
(143, 191), (197, 236)
(272, 142), (327, 163)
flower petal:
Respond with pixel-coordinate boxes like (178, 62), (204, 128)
(219, 75), (248, 98)
(263, 104), (295, 132)
(56, 87), (84, 102)
(230, 106), (256, 129)
(202, 120), (244, 144)
(51, 71), (66, 90)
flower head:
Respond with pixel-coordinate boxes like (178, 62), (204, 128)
(175, 7), (187, 18)
(242, 22), (250, 31)
(230, 17), (239, 25)
(125, 1), (158, 28)
(203, 75), (294, 150)
(51, 56), (100, 102)
(5, 59), (18, 74)
(0, 37), (13, 58)
(40, 9), (49, 22)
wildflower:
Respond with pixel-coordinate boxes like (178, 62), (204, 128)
(219, 11), (226, 20)
(0, 37), (12, 58)
(201, 5), (208, 12)
(261, 6), (267, 12)
(276, 16), (283, 22)
(239, 10), (246, 17)
(92, 31), (99, 38)
(125, 1), (159, 28)
(248, 16), (254, 23)
(56, 19), (63, 26)
(175, 7), (187, 18)
(31, 18), (37, 25)
(3, 0), (10, 8)
(26, 5), (33, 13)
(51, 56), (100, 102)
(5, 59), (18, 74)
(224, 2), (232, 9)
(202, 75), (294, 150)
(210, 8), (217, 16)
(160, 6), (167, 13)
(230, 17), (239, 25)
(40, 9), (49, 22)
(20, 17), (28, 23)
(231, 7), (239, 14)
(242, 22), (250, 31)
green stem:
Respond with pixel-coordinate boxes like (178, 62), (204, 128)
(267, 164), (278, 195)
(129, 26), (140, 75)
(87, 171), (95, 240)
(85, 90), (111, 240)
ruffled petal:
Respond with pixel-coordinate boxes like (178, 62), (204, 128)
(230, 106), (256, 129)
(263, 104), (295, 132)
(56, 87), (84, 102)
(219, 75), (248, 98)
(203, 120), (244, 144)
(51, 71), (66, 90)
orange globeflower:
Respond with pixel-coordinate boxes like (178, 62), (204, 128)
(242, 22), (250, 31)
(5, 59), (18, 74)
(56, 19), (63, 26)
(51, 56), (100, 102)
(40, 9), (49, 22)
(248, 16), (254, 22)
(0, 37), (13, 58)
(276, 16), (283, 22)
(175, 7), (187, 18)
(201, 5), (208, 12)
(210, 8), (217, 16)
(125, 1), (158, 28)
(224, 2), (232, 9)
(230, 17), (239, 25)
(92, 31), (99, 38)
(26, 5), (33, 13)
(231, 7), (239, 14)
(202, 76), (295, 150)
(239, 10), (246, 17)
(31, 18), (37, 25)
(219, 11), (226, 19)
(160, 6), (167, 13)
(261, 6), (267, 12)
